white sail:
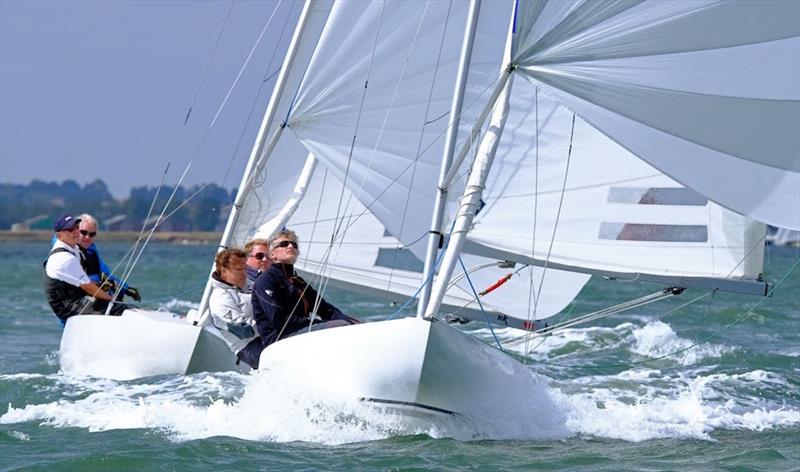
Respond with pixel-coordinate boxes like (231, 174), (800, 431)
(225, 0), (336, 250)
(510, 0), (800, 230)
(281, 163), (589, 324)
(281, 0), (776, 294)
(287, 0), (471, 256)
(468, 78), (767, 281)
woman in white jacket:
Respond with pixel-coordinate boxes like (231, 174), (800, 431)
(208, 248), (260, 367)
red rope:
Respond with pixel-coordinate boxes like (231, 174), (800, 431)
(479, 273), (512, 296)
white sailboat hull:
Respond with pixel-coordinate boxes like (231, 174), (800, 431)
(59, 309), (249, 380)
(258, 317), (541, 424)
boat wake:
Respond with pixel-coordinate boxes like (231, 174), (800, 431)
(1, 321), (797, 445)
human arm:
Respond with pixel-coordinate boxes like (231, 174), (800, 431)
(94, 246), (140, 300)
(79, 281), (113, 301)
(300, 281), (358, 323)
(210, 287), (254, 339)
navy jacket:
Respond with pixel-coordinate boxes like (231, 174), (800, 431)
(251, 262), (347, 347)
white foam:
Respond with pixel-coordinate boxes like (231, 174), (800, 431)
(553, 368), (800, 442)
(157, 299), (198, 312)
(0, 366), (572, 444)
(630, 321), (733, 365)
(2, 363), (797, 444)
(7, 430), (30, 441)
(479, 323), (636, 359)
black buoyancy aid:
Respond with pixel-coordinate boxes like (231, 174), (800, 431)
(80, 246), (101, 278)
(43, 247), (89, 321)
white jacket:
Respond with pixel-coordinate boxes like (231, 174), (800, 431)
(208, 274), (257, 354)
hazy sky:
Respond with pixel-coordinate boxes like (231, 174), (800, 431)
(0, 0), (298, 197)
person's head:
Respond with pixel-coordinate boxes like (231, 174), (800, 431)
(215, 248), (247, 289)
(270, 229), (299, 265)
(53, 214), (81, 246)
(76, 213), (99, 250)
(244, 238), (271, 272)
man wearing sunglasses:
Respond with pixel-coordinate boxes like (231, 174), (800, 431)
(244, 238), (271, 287)
(43, 214), (119, 325)
(76, 214), (141, 302)
(249, 229), (359, 364)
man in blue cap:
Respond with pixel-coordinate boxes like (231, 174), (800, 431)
(43, 214), (121, 325)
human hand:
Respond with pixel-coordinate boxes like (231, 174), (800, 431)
(99, 278), (117, 294)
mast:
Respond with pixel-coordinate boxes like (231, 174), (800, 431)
(424, 69), (513, 318)
(196, 0), (316, 323)
(417, 0), (481, 318)
(424, 3), (516, 319)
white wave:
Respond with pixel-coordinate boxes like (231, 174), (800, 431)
(631, 321), (733, 365)
(553, 368), (800, 442)
(156, 299), (198, 312)
(7, 431), (30, 441)
(478, 323), (636, 358)
(0, 373), (50, 381)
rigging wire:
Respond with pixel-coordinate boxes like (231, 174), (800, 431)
(299, 3), (390, 319)
(218, 0), (298, 188)
(521, 257), (800, 371)
(78, 163), (174, 314)
(183, 0), (236, 125)
(523, 112), (576, 341)
(458, 257), (503, 350)
(383, 0), (452, 300)
(209, 0), (284, 128)
(525, 86), (540, 358)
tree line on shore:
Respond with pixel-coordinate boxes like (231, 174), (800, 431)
(0, 179), (235, 231)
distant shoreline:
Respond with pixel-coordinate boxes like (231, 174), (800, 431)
(0, 230), (222, 244)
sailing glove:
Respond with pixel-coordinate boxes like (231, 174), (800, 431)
(125, 287), (142, 302)
(99, 278), (117, 294)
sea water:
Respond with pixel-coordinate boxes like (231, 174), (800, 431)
(1, 242), (798, 470)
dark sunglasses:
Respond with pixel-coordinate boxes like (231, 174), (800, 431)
(249, 252), (268, 261)
(274, 240), (298, 249)
(80, 230), (97, 238)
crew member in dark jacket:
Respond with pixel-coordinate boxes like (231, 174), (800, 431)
(250, 229), (358, 355)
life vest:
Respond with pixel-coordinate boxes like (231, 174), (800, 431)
(42, 247), (89, 321)
(80, 246), (102, 279)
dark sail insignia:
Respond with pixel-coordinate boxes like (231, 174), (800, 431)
(607, 187), (708, 206)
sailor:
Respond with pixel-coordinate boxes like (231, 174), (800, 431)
(76, 213), (141, 301)
(208, 248), (260, 368)
(43, 214), (119, 325)
(243, 238), (271, 288)
(250, 229), (359, 359)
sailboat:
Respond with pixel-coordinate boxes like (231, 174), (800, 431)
(60, 0), (798, 426)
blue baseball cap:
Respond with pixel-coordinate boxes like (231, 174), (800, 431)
(53, 214), (81, 232)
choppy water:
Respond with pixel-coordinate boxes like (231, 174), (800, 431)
(1, 241), (798, 470)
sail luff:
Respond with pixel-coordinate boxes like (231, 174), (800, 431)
(197, 0), (316, 322)
(425, 70), (514, 319)
(252, 152), (318, 240)
(417, 0), (482, 318)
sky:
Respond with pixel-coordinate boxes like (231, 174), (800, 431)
(0, 0), (299, 197)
